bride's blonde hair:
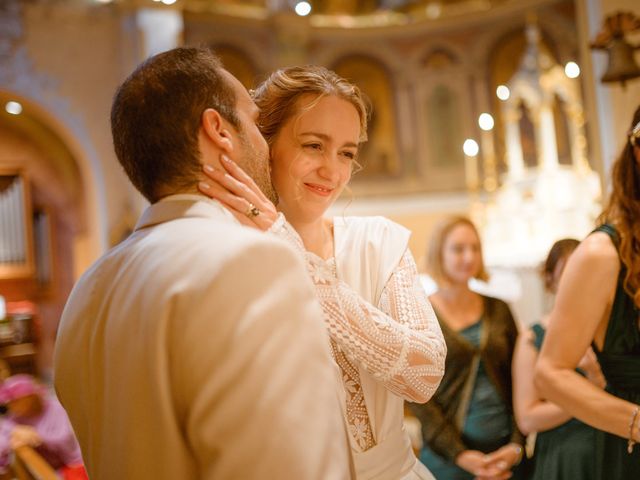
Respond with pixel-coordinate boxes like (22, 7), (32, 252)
(252, 65), (370, 147)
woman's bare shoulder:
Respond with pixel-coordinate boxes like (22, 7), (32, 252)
(574, 232), (619, 264)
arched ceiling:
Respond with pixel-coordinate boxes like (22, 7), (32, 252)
(199, 0), (498, 15)
(184, 0), (514, 26)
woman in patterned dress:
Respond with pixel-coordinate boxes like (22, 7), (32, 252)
(198, 65), (447, 479)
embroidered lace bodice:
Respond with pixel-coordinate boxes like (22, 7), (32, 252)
(269, 214), (446, 451)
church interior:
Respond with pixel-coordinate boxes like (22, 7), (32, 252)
(1, 0), (639, 380)
(0, 0), (639, 474)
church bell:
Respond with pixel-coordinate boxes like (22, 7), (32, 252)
(596, 36), (640, 86)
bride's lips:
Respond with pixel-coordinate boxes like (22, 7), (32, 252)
(304, 182), (334, 197)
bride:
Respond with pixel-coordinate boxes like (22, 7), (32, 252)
(199, 65), (446, 479)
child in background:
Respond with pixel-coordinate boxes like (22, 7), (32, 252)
(0, 374), (87, 480)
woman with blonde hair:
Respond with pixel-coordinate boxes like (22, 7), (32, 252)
(198, 64), (446, 479)
(409, 215), (526, 480)
(536, 106), (640, 478)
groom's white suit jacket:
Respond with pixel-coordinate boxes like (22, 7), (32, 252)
(54, 195), (351, 480)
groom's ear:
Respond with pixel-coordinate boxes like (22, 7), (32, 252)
(201, 108), (234, 153)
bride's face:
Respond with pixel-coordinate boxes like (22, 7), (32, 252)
(270, 94), (361, 222)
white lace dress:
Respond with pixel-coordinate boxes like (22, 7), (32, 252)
(270, 215), (446, 480)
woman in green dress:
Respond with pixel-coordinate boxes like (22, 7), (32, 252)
(409, 216), (526, 480)
(512, 238), (604, 479)
(536, 106), (640, 479)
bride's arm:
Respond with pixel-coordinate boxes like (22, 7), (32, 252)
(198, 161), (446, 402)
(310, 249), (446, 404)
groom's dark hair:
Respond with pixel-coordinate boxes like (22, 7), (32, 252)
(111, 47), (240, 203)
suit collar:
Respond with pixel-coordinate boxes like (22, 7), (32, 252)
(134, 194), (238, 231)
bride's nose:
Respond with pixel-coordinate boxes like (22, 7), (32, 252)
(317, 152), (341, 182)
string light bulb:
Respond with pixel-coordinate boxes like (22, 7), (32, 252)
(478, 113), (495, 131)
(565, 61), (580, 78)
(295, 2), (311, 16)
(496, 85), (510, 101)
(463, 139), (479, 156)
(5, 101), (22, 115)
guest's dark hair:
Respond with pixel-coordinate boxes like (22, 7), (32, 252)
(110, 47), (239, 203)
(598, 106), (640, 308)
(542, 238), (580, 292)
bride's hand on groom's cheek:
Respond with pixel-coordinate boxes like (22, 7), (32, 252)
(198, 154), (277, 231)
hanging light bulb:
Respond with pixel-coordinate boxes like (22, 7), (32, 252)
(496, 85), (510, 101)
(295, 2), (312, 16)
(478, 113), (495, 131)
(5, 101), (22, 115)
(463, 139), (479, 156)
(565, 61), (581, 78)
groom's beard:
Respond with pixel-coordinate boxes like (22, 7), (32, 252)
(237, 130), (278, 205)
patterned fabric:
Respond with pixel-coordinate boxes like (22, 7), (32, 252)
(270, 214), (446, 452)
(331, 339), (376, 451)
(308, 249), (445, 403)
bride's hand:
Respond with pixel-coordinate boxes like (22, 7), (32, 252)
(199, 154), (277, 231)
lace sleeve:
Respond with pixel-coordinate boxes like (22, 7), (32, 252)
(310, 250), (446, 403)
(268, 215), (446, 403)
(267, 213), (306, 254)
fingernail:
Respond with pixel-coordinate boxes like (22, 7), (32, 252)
(221, 155), (233, 164)
(203, 164), (215, 173)
(199, 181), (210, 190)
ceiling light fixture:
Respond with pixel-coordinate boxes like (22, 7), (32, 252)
(496, 85), (510, 101)
(564, 61), (580, 78)
(5, 101), (22, 115)
(463, 139), (479, 157)
(478, 113), (495, 131)
(295, 2), (312, 17)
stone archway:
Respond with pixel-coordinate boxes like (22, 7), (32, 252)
(0, 92), (102, 378)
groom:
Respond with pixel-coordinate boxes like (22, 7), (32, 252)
(54, 47), (351, 479)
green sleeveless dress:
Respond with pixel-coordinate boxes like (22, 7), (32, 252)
(529, 323), (596, 479)
(592, 225), (640, 478)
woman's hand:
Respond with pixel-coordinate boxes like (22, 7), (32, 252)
(577, 347), (606, 389)
(455, 450), (512, 479)
(478, 443), (522, 479)
(199, 154), (277, 231)
(10, 425), (42, 450)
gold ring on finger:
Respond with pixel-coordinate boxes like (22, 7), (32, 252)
(245, 203), (260, 218)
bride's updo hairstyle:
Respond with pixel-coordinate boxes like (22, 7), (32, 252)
(251, 65), (371, 146)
